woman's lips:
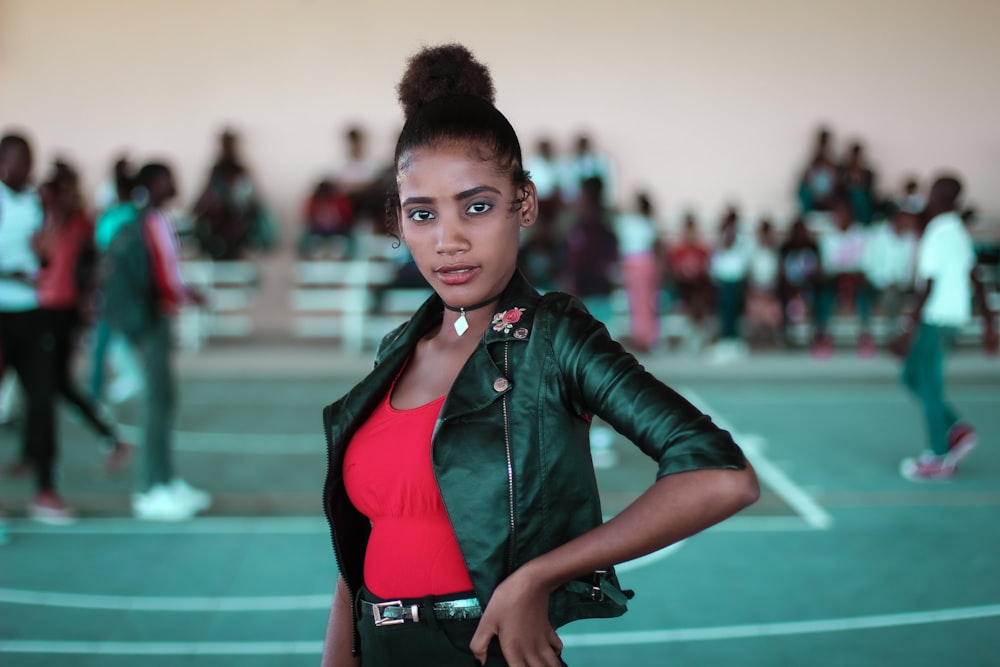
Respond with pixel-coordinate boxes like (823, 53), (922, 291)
(435, 265), (479, 285)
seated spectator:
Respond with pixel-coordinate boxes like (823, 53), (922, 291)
(840, 141), (877, 226)
(335, 125), (383, 227)
(615, 192), (662, 352)
(745, 217), (783, 347)
(299, 179), (355, 259)
(524, 137), (562, 228)
(777, 217), (822, 347)
(708, 207), (751, 363)
(518, 217), (561, 293)
(192, 129), (275, 259)
(863, 208), (918, 334)
(665, 212), (713, 336)
(560, 176), (618, 325)
(893, 176), (925, 216)
(814, 199), (875, 358)
(797, 126), (840, 227)
(560, 133), (616, 207)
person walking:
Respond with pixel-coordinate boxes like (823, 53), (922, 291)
(0, 133), (71, 523)
(105, 162), (210, 520)
(893, 176), (997, 481)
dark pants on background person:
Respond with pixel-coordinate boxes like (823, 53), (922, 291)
(47, 307), (116, 443)
(0, 309), (57, 489)
(126, 315), (175, 490)
(816, 274), (872, 334)
(902, 323), (959, 457)
(715, 279), (745, 340)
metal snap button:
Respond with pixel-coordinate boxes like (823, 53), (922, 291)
(493, 377), (510, 392)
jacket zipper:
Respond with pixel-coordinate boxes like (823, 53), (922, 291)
(502, 341), (516, 572)
(323, 407), (360, 656)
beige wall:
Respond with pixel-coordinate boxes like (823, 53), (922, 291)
(2, 0), (999, 237)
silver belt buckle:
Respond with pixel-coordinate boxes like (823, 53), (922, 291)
(371, 600), (406, 627)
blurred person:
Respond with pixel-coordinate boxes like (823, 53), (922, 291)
(813, 199), (875, 358)
(90, 162), (144, 404)
(707, 207), (751, 363)
(192, 128), (274, 259)
(665, 212), (713, 344)
(560, 133), (616, 207)
(93, 154), (131, 215)
(892, 175), (997, 481)
(0, 133), (68, 522)
(797, 126), (840, 227)
(336, 125), (382, 225)
(744, 218), (783, 348)
(34, 161), (131, 471)
(561, 176), (619, 325)
(615, 191), (661, 352)
(894, 177), (925, 216)
(840, 141), (877, 226)
(105, 162), (211, 520)
(299, 179), (355, 259)
(862, 208), (918, 334)
(517, 216), (561, 293)
(524, 137), (562, 227)
(320, 43), (757, 667)
(777, 217), (822, 347)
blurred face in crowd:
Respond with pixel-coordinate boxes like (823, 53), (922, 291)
(0, 141), (32, 192)
(397, 140), (536, 309)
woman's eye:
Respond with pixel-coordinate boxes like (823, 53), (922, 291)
(467, 202), (493, 215)
(408, 209), (434, 222)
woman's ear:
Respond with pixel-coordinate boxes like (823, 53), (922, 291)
(518, 181), (539, 228)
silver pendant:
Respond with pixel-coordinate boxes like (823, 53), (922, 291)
(454, 310), (469, 336)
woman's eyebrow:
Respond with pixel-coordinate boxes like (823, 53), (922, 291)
(400, 196), (434, 207)
(454, 185), (502, 200)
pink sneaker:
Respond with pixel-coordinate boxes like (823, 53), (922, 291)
(29, 490), (76, 525)
(105, 441), (134, 474)
(811, 334), (834, 360)
(946, 423), (977, 467)
(857, 333), (877, 359)
(900, 454), (955, 482)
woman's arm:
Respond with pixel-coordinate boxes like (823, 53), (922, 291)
(471, 464), (758, 666)
(320, 575), (359, 667)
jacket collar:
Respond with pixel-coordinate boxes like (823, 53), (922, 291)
(372, 271), (542, 421)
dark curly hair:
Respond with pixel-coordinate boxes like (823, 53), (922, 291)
(385, 44), (529, 236)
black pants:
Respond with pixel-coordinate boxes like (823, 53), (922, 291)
(47, 307), (116, 442)
(0, 309), (57, 490)
(356, 588), (569, 667)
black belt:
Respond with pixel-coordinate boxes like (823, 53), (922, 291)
(361, 597), (483, 627)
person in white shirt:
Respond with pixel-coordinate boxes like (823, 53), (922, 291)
(524, 138), (562, 227)
(708, 208), (752, 361)
(892, 176), (997, 481)
(615, 192), (662, 352)
(0, 133), (72, 523)
(814, 199), (876, 358)
(745, 218), (783, 347)
(862, 209), (918, 330)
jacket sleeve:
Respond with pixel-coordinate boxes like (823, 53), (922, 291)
(545, 294), (745, 478)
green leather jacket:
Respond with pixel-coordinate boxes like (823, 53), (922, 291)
(322, 271), (745, 651)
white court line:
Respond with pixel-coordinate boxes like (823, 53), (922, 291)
(0, 588), (330, 611)
(115, 425), (320, 454)
(679, 387), (834, 530)
(6, 512), (816, 536)
(2, 603), (998, 654)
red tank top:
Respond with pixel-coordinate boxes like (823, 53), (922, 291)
(343, 387), (474, 599)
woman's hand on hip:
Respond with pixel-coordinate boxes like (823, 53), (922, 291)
(470, 567), (563, 667)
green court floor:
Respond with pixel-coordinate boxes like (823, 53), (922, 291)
(1, 352), (998, 666)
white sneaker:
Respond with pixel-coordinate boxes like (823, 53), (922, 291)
(169, 479), (212, 512)
(132, 484), (198, 521)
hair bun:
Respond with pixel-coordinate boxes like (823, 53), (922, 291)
(397, 44), (496, 119)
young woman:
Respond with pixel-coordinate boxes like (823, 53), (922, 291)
(321, 45), (759, 667)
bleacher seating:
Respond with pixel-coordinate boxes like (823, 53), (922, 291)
(177, 260), (259, 350)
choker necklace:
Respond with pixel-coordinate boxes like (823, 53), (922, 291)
(442, 294), (502, 336)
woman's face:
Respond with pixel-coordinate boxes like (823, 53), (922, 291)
(397, 141), (535, 308)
